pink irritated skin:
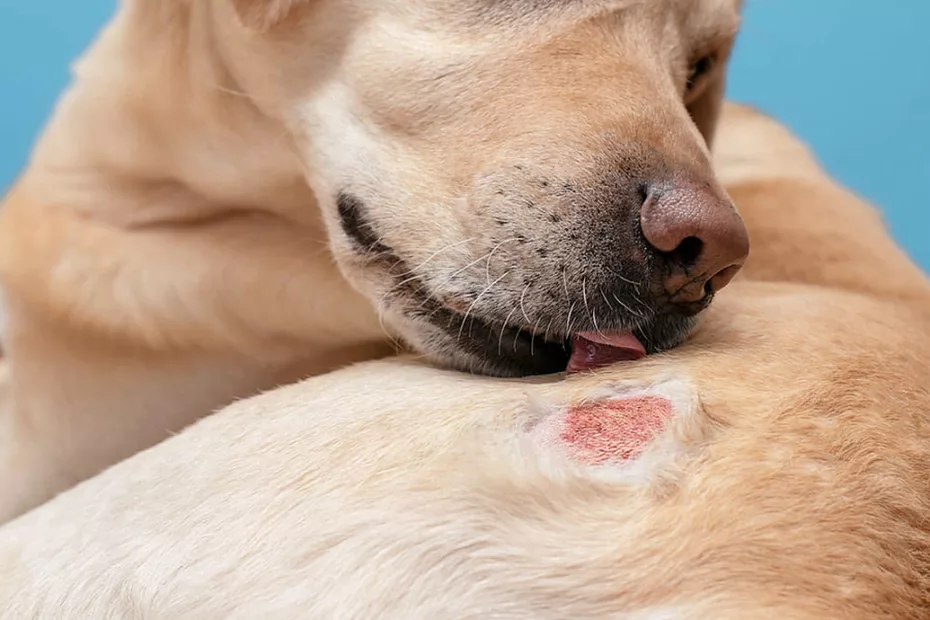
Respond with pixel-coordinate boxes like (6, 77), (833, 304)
(560, 396), (673, 465)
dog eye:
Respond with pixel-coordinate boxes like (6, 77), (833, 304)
(686, 54), (715, 92)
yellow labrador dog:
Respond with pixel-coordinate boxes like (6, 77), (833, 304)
(0, 0), (749, 520)
(1, 106), (928, 619)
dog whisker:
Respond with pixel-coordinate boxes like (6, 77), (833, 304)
(602, 266), (653, 315)
(637, 324), (655, 351)
(582, 276), (601, 335)
(378, 273), (426, 309)
(605, 265), (642, 290)
(428, 251), (495, 300)
(211, 83), (296, 148)
(512, 321), (524, 354)
(543, 317), (554, 343)
(564, 301), (576, 338)
(396, 237), (478, 280)
(612, 291), (647, 320)
(498, 306), (518, 355)
(485, 237), (519, 285)
(530, 316), (542, 357)
(519, 283), (533, 325)
(375, 307), (404, 353)
(560, 268), (577, 336)
(457, 270), (511, 342)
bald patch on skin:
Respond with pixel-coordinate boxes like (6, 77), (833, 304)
(529, 394), (673, 466)
(520, 376), (705, 482)
(562, 396), (674, 464)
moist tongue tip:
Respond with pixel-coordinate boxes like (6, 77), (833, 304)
(565, 331), (646, 375)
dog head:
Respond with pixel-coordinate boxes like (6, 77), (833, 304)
(217, 0), (748, 376)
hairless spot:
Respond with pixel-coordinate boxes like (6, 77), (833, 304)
(560, 396), (673, 464)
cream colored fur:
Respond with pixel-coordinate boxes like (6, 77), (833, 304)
(1, 105), (928, 618)
(0, 0), (745, 521)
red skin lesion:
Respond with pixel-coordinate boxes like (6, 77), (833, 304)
(560, 396), (672, 465)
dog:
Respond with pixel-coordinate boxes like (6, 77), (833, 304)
(0, 0), (748, 521)
(1, 105), (928, 618)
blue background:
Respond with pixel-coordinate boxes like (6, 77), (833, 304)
(1, 1), (928, 268)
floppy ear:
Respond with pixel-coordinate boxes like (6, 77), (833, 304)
(230, 0), (309, 31)
(687, 69), (726, 150)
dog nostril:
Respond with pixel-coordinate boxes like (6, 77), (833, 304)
(667, 236), (703, 269)
(639, 178), (749, 304)
(705, 263), (743, 296)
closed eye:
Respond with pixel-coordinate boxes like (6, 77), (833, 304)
(685, 53), (716, 93)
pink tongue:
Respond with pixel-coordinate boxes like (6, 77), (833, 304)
(566, 331), (646, 374)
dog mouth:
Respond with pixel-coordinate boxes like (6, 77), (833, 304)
(443, 315), (647, 376)
(383, 264), (701, 378)
(335, 192), (696, 377)
(414, 298), (692, 378)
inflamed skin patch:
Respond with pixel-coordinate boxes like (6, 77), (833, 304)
(560, 395), (673, 464)
(522, 377), (702, 481)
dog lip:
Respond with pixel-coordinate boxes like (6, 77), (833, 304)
(337, 191), (393, 254)
(397, 281), (694, 378)
(428, 299), (572, 376)
(419, 295), (694, 377)
(431, 299), (650, 377)
(449, 307), (570, 349)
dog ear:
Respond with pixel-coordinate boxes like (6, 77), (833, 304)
(230, 0), (309, 31)
(687, 69), (726, 149)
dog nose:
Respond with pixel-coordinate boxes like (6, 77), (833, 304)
(639, 179), (749, 304)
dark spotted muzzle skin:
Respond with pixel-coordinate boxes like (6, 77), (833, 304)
(334, 158), (746, 377)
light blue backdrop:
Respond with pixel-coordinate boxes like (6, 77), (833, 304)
(2, 2), (928, 268)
